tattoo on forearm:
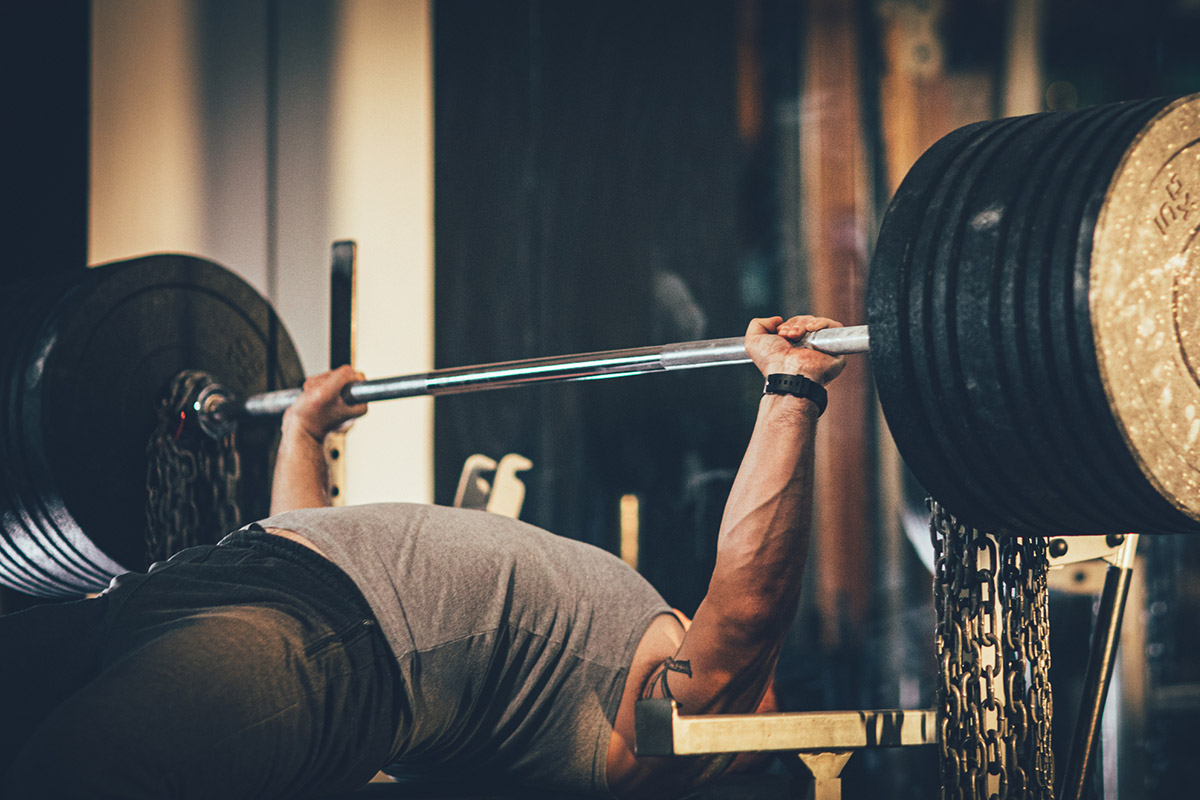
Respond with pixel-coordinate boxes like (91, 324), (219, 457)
(643, 657), (693, 706)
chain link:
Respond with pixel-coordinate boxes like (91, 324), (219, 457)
(932, 501), (1053, 800)
(144, 370), (241, 566)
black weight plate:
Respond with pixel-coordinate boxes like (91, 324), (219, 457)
(897, 121), (1004, 525)
(934, 113), (1062, 533)
(997, 103), (1125, 533)
(0, 272), (108, 594)
(996, 102), (1140, 533)
(16, 254), (303, 589)
(1089, 96), (1200, 531)
(1043, 97), (1187, 534)
(873, 116), (1040, 533)
(869, 122), (982, 527)
(1060, 97), (1190, 534)
(945, 111), (1091, 533)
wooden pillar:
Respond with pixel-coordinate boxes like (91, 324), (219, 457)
(801, 0), (872, 650)
(876, 0), (953, 195)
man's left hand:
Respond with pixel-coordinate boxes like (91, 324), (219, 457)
(745, 315), (846, 385)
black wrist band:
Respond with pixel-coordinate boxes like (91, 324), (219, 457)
(762, 373), (827, 416)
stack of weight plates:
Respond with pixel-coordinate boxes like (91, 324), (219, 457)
(0, 254), (303, 596)
(869, 94), (1200, 537)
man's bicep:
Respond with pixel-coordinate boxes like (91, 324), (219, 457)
(640, 601), (775, 716)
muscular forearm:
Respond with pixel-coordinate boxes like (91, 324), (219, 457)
(689, 393), (817, 696)
(269, 416), (333, 513)
(709, 392), (817, 633)
(267, 365), (367, 514)
(653, 390), (818, 720)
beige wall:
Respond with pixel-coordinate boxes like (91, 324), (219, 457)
(89, 0), (435, 504)
(329, 1), (434, 505)
(91, 0), (206, 265)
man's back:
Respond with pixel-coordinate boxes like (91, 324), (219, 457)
(257, 503), (670, 794)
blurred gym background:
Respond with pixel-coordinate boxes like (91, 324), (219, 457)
(3, 1), (1198, 797)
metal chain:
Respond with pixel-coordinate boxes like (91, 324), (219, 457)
(145, 370), (241, 566)
(931, 501), (1053, 800)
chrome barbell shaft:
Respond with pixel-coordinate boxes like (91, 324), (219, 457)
(202, 325), (869, 431)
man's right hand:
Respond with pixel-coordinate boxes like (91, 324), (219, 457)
(744, 315), (846, 386)
(282, 364), (369, 443)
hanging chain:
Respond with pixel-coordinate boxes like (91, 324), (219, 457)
(144, 370), (241, 566)
(931, 501), (1054, 800)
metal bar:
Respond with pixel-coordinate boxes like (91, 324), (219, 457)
(634, 698), (936, 757)
(1060, 533), (1139, 800)
(233, 326), (869, 419)
(329, 240), (356, 369)
(326, 240), (356, 506)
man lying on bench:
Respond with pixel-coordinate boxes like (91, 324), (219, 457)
(0, 314), (843, 799)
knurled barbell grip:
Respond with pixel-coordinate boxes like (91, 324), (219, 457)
(214, 325), (869, 429)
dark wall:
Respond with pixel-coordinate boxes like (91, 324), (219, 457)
(1, 1), (90, 287)
(433, 0), (800, 613)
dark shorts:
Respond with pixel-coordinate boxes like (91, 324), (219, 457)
(0, 531), (401, 799)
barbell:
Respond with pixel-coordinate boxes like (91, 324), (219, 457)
(193, 325), (871, 436)
(1, 93), (1197, 596)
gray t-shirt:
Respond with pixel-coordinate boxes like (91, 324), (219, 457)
(255, 503), (670, 795)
